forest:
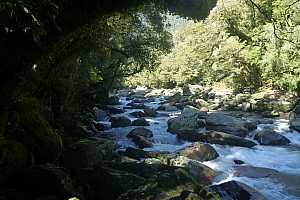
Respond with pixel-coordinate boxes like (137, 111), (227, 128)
(0, 0), (300, 199)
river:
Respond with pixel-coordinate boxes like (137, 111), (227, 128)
(102, 95), (300, 200)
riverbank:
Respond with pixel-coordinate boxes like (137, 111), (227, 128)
(1, 85), (299, 199)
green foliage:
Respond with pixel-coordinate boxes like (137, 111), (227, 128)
(128, 0), (300, 93)
(0, 0), (59, 44)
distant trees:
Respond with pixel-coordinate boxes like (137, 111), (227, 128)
(128, 0), (300, 93)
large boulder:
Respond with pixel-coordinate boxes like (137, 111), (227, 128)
(180, 142), (219, 162)
(210, 180), (266, 200)
(167, 110), (199, 134)
(205, 113), (249, 137)
(143, 108), (158, 117)
(61, 140), (103, 173)
(289, 104), (300, 132)
(170, 156), (217, 186)
(22, 164), (77, 199)
(233, 165), (278, 178)
(93, 107), (109, 121)
(127, 127), (153, 138)
(254, 129), (291, 145)
(64, 120), (93, 139)
(132, 135), (153, 149)
(122, 147), (149, 160)
(131, 117), (150, 126)
(176, 128), (203, 142)
(130, 111), (146, 118)
(198, 130), (257, 148)
(110, 116), (131, 128)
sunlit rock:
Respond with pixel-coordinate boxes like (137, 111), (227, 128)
(180, 142), (219, 162)
(205, 113), (249, 137)
(233, 165), (278, 178)
(289, 104), (300, 132)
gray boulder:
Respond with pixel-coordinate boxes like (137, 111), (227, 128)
(143, 108), (158, 117)
(206, 113), (249, 137)
(132, 135), (153, 149)
(167, 110), (199, 134)
(180, 142), (219, 162)
(93, 107), (109, 121)
(289, 104), (300, 132)
(233, 165), (278, 178)
(110, 116), (131, 128)
(198, 130), (257, 148)
(132, 117), (150, 126)
(170, 156), (217, 186)
(127, 127), (153, 138)
(130, 111), (146, 118)
(254, 129), (290, 145)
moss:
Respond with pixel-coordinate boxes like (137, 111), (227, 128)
(0, 96), (62, 183)
(0, 139), (29, 183)
(62, 139), (103, 173)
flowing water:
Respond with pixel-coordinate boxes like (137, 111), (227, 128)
(101, 96), (300, 200)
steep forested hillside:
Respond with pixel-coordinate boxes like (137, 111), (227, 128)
(129, 0), (300, 94)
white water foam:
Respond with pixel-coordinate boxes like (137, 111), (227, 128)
(103, 96), (300, 200)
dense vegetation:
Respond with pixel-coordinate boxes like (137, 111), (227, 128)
(1, 0), (300, 199)
(128, 0), (300, 94)
(0, 0), (216, 196)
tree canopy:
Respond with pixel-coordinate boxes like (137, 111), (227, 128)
(128, 0), (300, 93)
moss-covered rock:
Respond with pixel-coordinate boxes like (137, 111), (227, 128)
(22, 164), (78, 199)
(0, 139), (30, 183)
(61, 139), (103, 173)
(0, 96), (62, 183)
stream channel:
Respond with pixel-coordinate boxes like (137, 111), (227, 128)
(100, 94), (300, 200)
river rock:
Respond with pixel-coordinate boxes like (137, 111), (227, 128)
(233, 165), (278, 178)
(93, 107), (109, 121)
(121, 147), (148, 160)
(165, 105), (178, 112)
(180, 142), (219, 162)
(198, 130), (257, 148)
(111, 162), (219, 200)
(254, 129), (291, 145)
(143, 108), (158, 117)
(127, 127), (153, 138)
(131, 117), (150, 126)
(170, 156), (217, 186)
(63, 119), (93, 139)
(182, 84), (203, 96)
(157, 102), (176, 111)
(289, 104), (300, 132)
(132, 135), (153, 149)
(210, 180), (266, 200)
(176, 128), (202, 141)
(110, 116), (131, 128)
(23, 164), (76, 199)
(61, 140), (103, 173)
(130, 111), (146, 118)
(205, 113), (249, 137)
(99, 105), (125, 114)
(167, 111), (199, 134)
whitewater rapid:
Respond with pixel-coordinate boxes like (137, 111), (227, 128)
(102, 96), (300, 200)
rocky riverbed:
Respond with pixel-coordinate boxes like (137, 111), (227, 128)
(86, 86), (300, 200)
(4, 86), (299, 200)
